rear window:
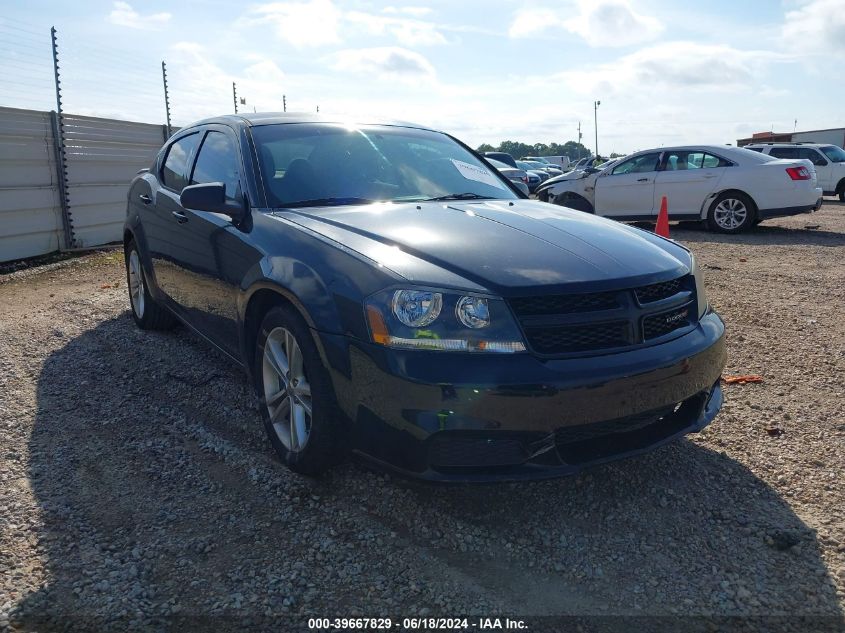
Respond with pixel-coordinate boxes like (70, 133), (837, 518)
(161, 133), (201, 191)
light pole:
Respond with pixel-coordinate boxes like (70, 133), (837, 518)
(593, 100), (601, 158)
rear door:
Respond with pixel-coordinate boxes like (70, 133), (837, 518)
(594, 151), (661, 218)
(143, 131), (202, 305)
(654, 150), (729, 218)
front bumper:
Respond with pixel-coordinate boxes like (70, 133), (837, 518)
(320, 311), (726, 482)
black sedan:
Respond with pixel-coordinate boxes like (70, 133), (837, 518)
(124, 114), (726, 482)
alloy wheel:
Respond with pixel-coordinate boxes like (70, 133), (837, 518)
(262, 327), (313, 452)
(713, 198), (747, 230)
(128, 249), (145, 318)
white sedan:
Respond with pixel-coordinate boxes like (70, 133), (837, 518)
(536, 145), (824, 233)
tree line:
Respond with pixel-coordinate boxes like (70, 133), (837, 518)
(476, 140), (624, 161)
(476, 140), (591, 161)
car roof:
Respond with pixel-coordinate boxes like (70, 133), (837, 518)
(179, 112), (432, 132)
(745, 142), (826, 147)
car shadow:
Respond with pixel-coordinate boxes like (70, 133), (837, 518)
(11, 314), (844, 630)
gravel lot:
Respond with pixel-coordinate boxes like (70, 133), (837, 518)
(1, 202), (844, 631)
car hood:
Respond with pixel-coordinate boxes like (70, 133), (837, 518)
(273, 200), (690, 295)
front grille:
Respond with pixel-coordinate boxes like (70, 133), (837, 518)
(524, 321), (631, 354)
(636, 278), (683, 303)
(509, 292), (618, 316)
(508, 275), (695, 356)
(430, 436), (526, 468)
(555, 405), (676, 446)
(643, 305), (691, 340)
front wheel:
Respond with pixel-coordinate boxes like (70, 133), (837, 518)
(555, 192), (594, 213)
(255, 305), (347, 475)
(706, 193), (755, 233)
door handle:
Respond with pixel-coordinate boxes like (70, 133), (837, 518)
(172, 210), (188, 224)
(139, 194), (152, 204)
(703, 174), (718, 178)
(637, 178), (650, 182)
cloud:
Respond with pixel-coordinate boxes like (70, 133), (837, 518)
(509, 0), (663, 47)
(552, 41), (788, 94)
(331, 47), (436, 82)
(783, 0), (845, 52)
(346, 11), (447, 46)
(383, 6), (433, 17)
(108, 1), (171, 30)
(246, 1), (447, 48)
(249, 0), (342, 48)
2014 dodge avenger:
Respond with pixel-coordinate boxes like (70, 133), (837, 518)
(123, 114), (726, 482)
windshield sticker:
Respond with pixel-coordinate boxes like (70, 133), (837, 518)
(450, 159), (507, 190)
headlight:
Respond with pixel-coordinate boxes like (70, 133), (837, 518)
(456, 296), (490, 329)
(366, 287), (525, 353)
(690, 254), (708, 318)
(393, 290), (442, 327)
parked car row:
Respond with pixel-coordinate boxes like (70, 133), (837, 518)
(534, 145), (825, 233)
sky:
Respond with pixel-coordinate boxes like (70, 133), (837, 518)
(1, 0), (843, 154)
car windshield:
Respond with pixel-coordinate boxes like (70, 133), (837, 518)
(821, 145), (845, 163)
(251, 123), (517, 207)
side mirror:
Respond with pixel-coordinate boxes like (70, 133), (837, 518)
(180, 182), (246, 221)
(814, 158), (828, 167)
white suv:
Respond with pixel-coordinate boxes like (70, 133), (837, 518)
(745, 143), (845, 201)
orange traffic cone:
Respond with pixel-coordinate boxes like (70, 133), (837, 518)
(655, 195), (670, 238)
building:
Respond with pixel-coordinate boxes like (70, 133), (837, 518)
(737, 127), (845, 147)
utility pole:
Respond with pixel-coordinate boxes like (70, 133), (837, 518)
(594, 100), (601, 158)
(233, 82), (238, 114)
(577, 122), (582, 160)
(161, 61), (171, 137)
(283, 95), (286, 112)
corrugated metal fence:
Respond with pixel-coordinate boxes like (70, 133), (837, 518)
(0, 106), (169, 263)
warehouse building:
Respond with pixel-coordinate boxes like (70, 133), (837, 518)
(737, 127), (845, 147)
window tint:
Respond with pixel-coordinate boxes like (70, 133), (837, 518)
(611, 152), (661, 175)
(821, 145), (845, 163)
(663, 151), (729, 170)
(769, 147), (799, 159)
(252, 124), (517, 207)
(191, 131), (241, 200)
(797, 148), (827, 165)
(161, 133), (200, 191)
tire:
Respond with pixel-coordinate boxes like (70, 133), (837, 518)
(838, 181), (845, 202)
(706, 192), (755, 233)
(556, 192), (594, 213)
(254, 305), (347, 475)
(124, 240), (177, 330)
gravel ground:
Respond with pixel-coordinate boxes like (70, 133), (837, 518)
(1, 202), (844, 632)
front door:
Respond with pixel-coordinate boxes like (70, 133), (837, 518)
(165, 127), (253, 358)
(653, 150), (728, 217)
(594, 152), (662, 219)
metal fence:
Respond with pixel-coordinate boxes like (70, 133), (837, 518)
(0, 105), (169, 262)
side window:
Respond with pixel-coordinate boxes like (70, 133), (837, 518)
(770, 147), (799, 159)
(190, 131), (241, 200)
(746, 147), (764, 153)
(798, 148), (827, 165)
(611, 152), (661, 175)
(161, 133), (200, 191)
